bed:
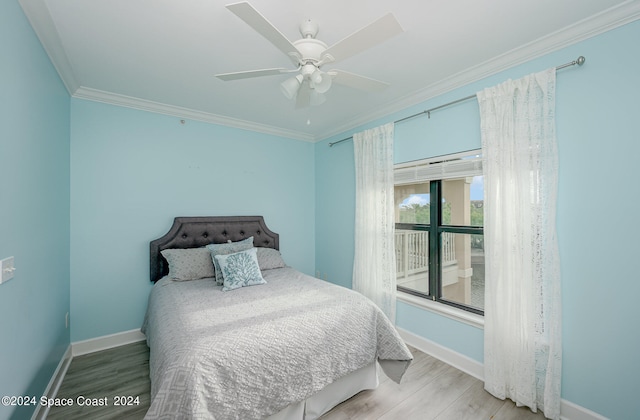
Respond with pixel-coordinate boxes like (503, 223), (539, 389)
(142, 216), (412, 420)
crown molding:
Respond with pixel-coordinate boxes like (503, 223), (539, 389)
(316, 0), (640, 142)
(19, 0), (80, 94)
(72, 87), (316, 142)
(20, 0), (313, 142)
(21, 0), (640, 143)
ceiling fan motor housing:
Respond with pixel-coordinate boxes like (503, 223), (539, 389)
(293, 38), (328, 65)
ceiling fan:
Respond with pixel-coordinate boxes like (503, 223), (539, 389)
(215, 2), (404, 108)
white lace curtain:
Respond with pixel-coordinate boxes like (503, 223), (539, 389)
(352, 122), (397, 323)
(477, 68), (562, 419)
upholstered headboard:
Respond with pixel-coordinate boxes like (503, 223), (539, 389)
(149, 216), (279, 282)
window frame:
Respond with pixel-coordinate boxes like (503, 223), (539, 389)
(395, 151), (484, 316)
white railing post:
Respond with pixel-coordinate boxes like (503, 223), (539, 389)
(402, 233), (409, 279)
(442, 232), (456, 265)
(395, 230), (429, 277)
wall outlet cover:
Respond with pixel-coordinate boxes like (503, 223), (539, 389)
(1, 257), (15, 284)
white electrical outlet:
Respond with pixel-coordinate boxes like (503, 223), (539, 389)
(0, 257), (16, 284)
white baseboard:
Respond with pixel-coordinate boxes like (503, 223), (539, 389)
(397, 327), (484, 380)
(71, 328), (146, 357)
(396, 327), (609, 420)
(31, 345), (72, 420)
(560, 399), (610, 420)
(30, 330), (146, 419)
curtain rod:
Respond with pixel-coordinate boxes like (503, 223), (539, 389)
(328, 55), (586, 147)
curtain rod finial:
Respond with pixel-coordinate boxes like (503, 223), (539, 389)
(576, 56), (585, 66)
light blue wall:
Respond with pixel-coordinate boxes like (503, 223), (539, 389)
(315, 20), (640, 420)
(70, 100), (315, 341)
(0, 2), (71, 419)
(6, 0), (639, 417)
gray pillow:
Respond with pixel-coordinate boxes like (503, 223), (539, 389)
(206, 237), (254, 285)
(160, 248), (216, 281)
(256, 247), (287, 270)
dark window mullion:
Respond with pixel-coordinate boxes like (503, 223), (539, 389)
(439, 225), (484, 235)
(429, 181), (441, 301)
(439, 298), (484, 316)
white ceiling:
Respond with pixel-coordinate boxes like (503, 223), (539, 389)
(20, 0), (640, 141)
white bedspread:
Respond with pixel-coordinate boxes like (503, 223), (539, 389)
(142, 267), (412, 420)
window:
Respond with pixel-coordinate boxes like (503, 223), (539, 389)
(394, 150), (484, 315)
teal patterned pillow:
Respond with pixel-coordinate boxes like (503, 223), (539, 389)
(215, 248), (266, 292)
(206, 237), (254, 285)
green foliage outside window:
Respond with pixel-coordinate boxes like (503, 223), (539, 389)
(398, 202), (483, 226)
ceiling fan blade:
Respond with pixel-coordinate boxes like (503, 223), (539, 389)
(295, 83), (311, 108)
(226, 2), (298, 59)
(310, 91), (326, 106)
(323, 13), (403, 63)
(329, 70), (390, 92)
(215, 68), (292, 81)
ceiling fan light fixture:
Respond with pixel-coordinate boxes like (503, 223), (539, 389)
(280, 74), (303, 100)
(311, 69), (332, 94)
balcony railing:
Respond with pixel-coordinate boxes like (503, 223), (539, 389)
(395, 230), (456, 280)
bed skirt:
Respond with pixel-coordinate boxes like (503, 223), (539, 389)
(267, 362), (379, 420)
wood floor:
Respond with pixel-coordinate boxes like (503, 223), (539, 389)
(46, 341), (150, 420)
(46, 341), (548, 419)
